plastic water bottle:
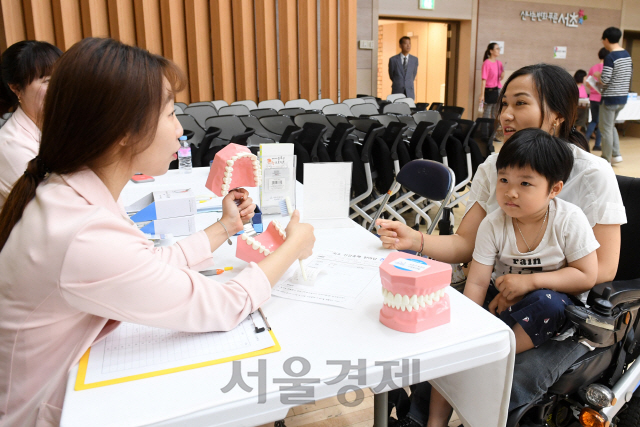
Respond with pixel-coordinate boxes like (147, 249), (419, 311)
(178, 135), (192, 174)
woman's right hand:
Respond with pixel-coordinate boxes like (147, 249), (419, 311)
(375, 219), (421, 251)
(284, 210), (315, 259)
(479, 96), (485, 104)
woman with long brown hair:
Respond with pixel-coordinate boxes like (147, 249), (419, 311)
(0, 38), (314, 426)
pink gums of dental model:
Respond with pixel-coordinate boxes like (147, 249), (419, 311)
(205, 143), (262, 197)
(236, 221), (286, 264)
(379, 251), (452, 333)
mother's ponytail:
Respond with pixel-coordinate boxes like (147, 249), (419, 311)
(567, 126), (589, 153)
(483, 42), (498, 61)
(0, 157), (48, 250)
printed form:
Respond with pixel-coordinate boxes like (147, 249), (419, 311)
(81, 315), (274, 385)
(271, 250), (386, 309)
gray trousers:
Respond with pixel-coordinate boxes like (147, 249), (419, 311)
(599, 103), (624, 162)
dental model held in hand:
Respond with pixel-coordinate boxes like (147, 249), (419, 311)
(205, 143), (262, 197)
(379, 252), (452, 333)
(236, 220), (286, 264)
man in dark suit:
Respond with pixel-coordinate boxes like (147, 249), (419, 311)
(388, 36), (419, 100)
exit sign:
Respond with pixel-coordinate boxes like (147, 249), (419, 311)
(419, 0), (434, 9)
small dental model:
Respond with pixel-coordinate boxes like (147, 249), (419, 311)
(236, 220), (286, 264)
(205, 143), (262, 197)
(379, 252), (452, 333)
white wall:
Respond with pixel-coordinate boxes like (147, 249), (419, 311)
(378, 0), (473, 20)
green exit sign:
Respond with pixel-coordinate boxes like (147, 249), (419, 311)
(419, 0), (435, 9)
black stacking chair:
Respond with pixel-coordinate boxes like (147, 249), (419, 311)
(368, 159), (455, 235)
(250, 108), (278, 118)
(293, 123), (328, 183)
(278, 107), (306, 117)
(440, 105), (465, 120)
(259, 115), (296, 138)
(429, 102), (443, 111)
(183, 105), (218, 128)
(473, 118), (498, 158)
(327, 122), (356, 161)
(176, 114), (205, 149)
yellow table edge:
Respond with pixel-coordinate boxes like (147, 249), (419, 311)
(74, 330), (281, 391)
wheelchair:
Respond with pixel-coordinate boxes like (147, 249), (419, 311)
(510, 175), (640, 427)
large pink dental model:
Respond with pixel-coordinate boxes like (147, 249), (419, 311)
(236, 220), (286, 264)
(205, 143), (262, 197)
(379, 252), (451, 333)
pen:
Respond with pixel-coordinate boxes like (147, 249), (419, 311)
(258, 308), (271, 331)
(201, 266), (233, 276)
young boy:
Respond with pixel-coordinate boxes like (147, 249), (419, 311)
(425, 128), (600, 427)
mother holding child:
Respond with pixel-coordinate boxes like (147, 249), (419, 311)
(378, 63), (626, 426)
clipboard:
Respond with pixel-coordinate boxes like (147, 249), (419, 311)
(74, 310), (280, 391)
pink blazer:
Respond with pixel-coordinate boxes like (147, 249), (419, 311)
(0, 107), (40, 209)
(0, 169), (271, 426)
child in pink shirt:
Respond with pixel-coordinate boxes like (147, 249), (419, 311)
(574, 70), (589, 132)
(585, 48), (609, 151)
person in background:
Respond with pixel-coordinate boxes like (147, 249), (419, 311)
(0, 40), (61, 208)
(0, 38), (315, 426)
(585, 48), (609, 151)
(479, 42), (505, 120)
(574, 70), (589, 134)
(596, 27), (632, 164)
(389, 36), (419, 100)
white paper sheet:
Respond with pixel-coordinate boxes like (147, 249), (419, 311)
(303, 163), (352, 221)
(83, 315), (274, 384)
(271, 250), (385, 309)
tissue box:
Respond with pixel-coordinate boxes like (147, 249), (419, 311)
(127, 189), (196, 222)
(139, 215), (196, 236)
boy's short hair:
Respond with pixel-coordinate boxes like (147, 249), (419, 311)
(399, 36), (410, 45)
(496, 128), (574, 190)
(574, 69), (586, 84)
(602, 27), (622, 44)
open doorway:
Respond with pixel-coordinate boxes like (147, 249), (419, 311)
(624, 30), (640, 94)
(377, 19), (453, 104)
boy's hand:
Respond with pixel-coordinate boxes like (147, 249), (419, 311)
(494, 274), (535, 301)
(488, 293), (524, 315)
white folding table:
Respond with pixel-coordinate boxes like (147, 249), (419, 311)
(60, 168), (515, 427)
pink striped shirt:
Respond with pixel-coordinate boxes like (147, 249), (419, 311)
(482, 59), (504, 89)
(588, 63), (604, 102)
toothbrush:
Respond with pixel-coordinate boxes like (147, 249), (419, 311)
(279, 197), (307, 281)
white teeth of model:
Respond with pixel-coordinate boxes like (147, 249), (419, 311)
(241, 234), (248, 241)
(410, 295), (418, 311)
(252, 242), (260, 250)
(259, 246), (265, 254)
(226, 160), (233, 166)
(263, 249), (270, 256)
(223, 177), (231, 184)
(252, 160), (259, 166)
(382, 287), (386, 297)
(231, 155), (238, 161)
(401, 295), (410, 312)
(246, 236), (254, 245)
(418, 295), (425, 307)
(224, 171), (230, 178)
(394, 293), (402, 309)
(440, 288), (446, 297)
(250, 154), (257, 160)
(384, 292), (392, 306)
(225, 166), (233, 172)
(221, 190), (228, 196)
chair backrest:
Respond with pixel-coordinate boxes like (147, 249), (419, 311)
(409, 121), (435, 160)
(394, 97), (416, 108)
(174, 104), (184, 115)
(429, 102), (443, 111)
(278, 107), (306, 117)
(258, 99), (285, 111)
(322, 103), (353, 117)
(386, 93), (406, 102)
(351, 103), (380, 117)
(343, 98), (365, 107)
(204, 115), (247, 140)
(259, 115), (296, 135)
(240, 115), (281, 141)
(360, 96), (378, 105)
(183, 104), (218, 128)
(370, 114), (400, 128)
(328, 122), (355, 161)
(425, 120), (458, 160)
(397, 159), (454, 202)
(294, 113), (335, 138)
(218, 105), (251, 117)
(440, 105), (464, 119)
(176, 114), (205, 148)
(614, 175), (640, 281)
(309, 98), (334, 110)
(348, 117), (379, 134)
(383, 103), (412, 115)
(194, 127), (222, 167)
(397, 115), (417, 129)
(250, 108), (278, 118)
(232, 100), (258, 110)
(285, 99), (311, 109)
(279, 125), (303, 145)
(211, 100), (229, 111)
(414, 110), (441, 125)
(174, 102), (187, 110)
(189, 101), (215, 108)
(473, 118), (497, 158)
(451, 119), (477, 148)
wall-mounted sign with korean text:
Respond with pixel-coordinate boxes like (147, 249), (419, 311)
(520, 9), (587, 28)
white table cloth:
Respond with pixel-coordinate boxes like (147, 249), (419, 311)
(60, 168), (515, 427)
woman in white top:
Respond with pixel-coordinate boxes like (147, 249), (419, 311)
(378, 64), (626, 425)
(0, 40), (61, 208)
(0, 38), (315, 426)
